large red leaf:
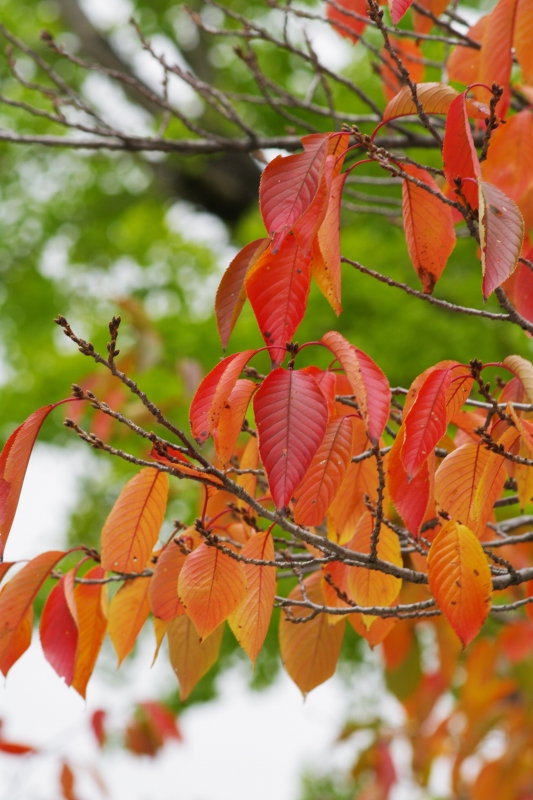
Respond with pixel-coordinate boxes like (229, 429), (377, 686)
(167, 616), (223, 701)
(178, 542), (247, 640)
(401, 367), (452, 478)
(189, 350), (256, 444)
(313, 172), (347, 316)
(0, 399), (76, 557)
(245, 236), (312, 367)
(428, 520), (492, 646)
(442, 92), (481, 211)
(228, 529), (276, 666)
(293, 416), (353, 526)
(100, 468), (168, 574)
(401, 164), (456, 294)
(259, 134), (329, 253)
(382, 83), (490, 124)
(213, 379), (257, 466)
(479, 0), (518, 116)
(0, 550), (65, 669)
(253, 368), (328, 511)
(515, 0), (533, 82)
(326, 0), (368, 42)
(108, 576), (151, 665)
(40, 574), (78, 685)
(479, 182), (524, 300)
(149, 540), (187, 621)
(72, 566), (107, 698)
(215, 238), (269, 350)
(321, 331), (390, 443)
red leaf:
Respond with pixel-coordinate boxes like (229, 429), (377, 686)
(293, 155), (335, 254)
(479, 182), (524, 300)
(138, 701), (182, 743)
(326, 0), (368, 42)
(149, 539), (187, 621)
(515, 0), (533, 82)
(90, 710), (106, 747)
(301, 366), (337, 417)
(0, 550), (65, 669)
(479, 0), (518, 116)
(259, 134), (330, 252)
(401, 164), (456, 294)
(313, 172), (347, 315)
(443, 92), (481, 211)
(213, 379), (257, 466)
(40, 575), (78, 685)
(72, 566), (107, 699)
(0, 400), (76, 557)
(0, 740), (36, 756)
(253, 368), (328, 511)
(245, 236), (312, 367)
(388, 427), (434, 536)
(294, 417), (353, 526)
(189, 350), (256, 445)
(215, 238), (269, 350)
(401, 367), (452, 478)
(389, 0), (414, 25)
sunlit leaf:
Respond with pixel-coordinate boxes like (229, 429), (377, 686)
(72, 566), (107, 698)
(108, 576), (151, 666)
(167, 616), (223, 701)
(40, 574), (78, 684)
(100, 468), (168, 574)
(479, 182), (524, 300)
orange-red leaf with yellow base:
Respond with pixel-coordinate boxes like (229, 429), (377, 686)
(279, 571), (345, 695)
(178, 542), (247, 640)
(502, 355), (533, 404)
(167, 615), (223, 701)
(228, 529), (276, 665)
(293, 416), (353, 526)
(40, 574), (78, 684)
(72, 566), (107, 698)
(0, 550), (64, 669)
(427, 520), (492, 646)
(108, 576), (151, 666)
(100, 468), (168, 575)
(149, 540), (187, 621)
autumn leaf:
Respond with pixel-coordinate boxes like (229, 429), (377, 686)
(167, 615), (223, 701)
(502, 355), (533, 404)
(515, 0), (533, 82)
(213, 379), (257, 466)
(0, 605), (32, 678)
(442, 92), (481, 211)
(479, 0), (518, 116)
(413, 0), (454, 34)
(389, 0), (414, 26)
(149, 539), (187, 621)
(481, 111), (533, 204)
(100, 468), (168, 574)
(427, 520), (492, 646)
(293, 416), (353, 526)
(380, 38), (424, 102)
(479, 182), (524, 300)
(447, 15), (487, 87)
(178, 542), (247, 640)
(326, 0), (368, 42)
(72, 566), (108, 698)
(401, 164), (456, 294)
(388, 425), (433, 536)
(215, 238), (269, 350)
(245, 236), (312, 367)
(253, 368), (328, 511)
(228, 529), (276, 665)
(401, 366), (452, 478)
(40, 574), (78, 685)
(108, 576), (151, 665)
(293, 155), (335, 254)
(435, 443), (491, 531)
(382, 83), (490, 125)
(279, 571), (345, 695)
(236, 435), (259, 500)
(312, 172), (347, 316)
(150, 445), (223, 489)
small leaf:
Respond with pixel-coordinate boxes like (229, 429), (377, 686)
(149, 540), (187, 621)
(442, 92), (481, 211)
(100, 468), (168, 574)
(279, 571), (345, 696)
(215, 238), (269, 349)
(401, 367), (452, 478)
(293, 416), (353, 526)
(40, 574), (78, 684)
(72, 566), (107, 698)
(167, 616), (223, 701)
(213, 379), (257, 466)
(382, 83), (490, 124)
(253, 368), (328, 511)
(108, 576), (151, 666)
(236, 435), (260, 500)
(178, 542), (247, 640)
(479, 182), (524, 299)
(228, 529), (276, 665)
(427, 520), (492, 646)
(401, 164), (456, 294)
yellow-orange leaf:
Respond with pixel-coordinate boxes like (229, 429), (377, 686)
(382, 83), (490, 123)
(427, 520), (492, 646)
(473, 426), (520, 536)
(72, 566), (108, 698)
(108, 577), (151, 666)
(178, 543), (247, 640)
(435, 443), (491, 531)
(236, 435), (259, 500)
(167, 616), (223, 701)
(152, 617), (169, 665)
(228, 529), (276, 665)
(213, 379), (257, 466)
(346, 513), (402, 627)
(100, 468), (168, 574)
(0, 605), (33, 677)
(279, 571), (345, 695)
(149, 540), (187, 621)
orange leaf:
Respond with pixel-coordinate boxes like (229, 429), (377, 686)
(150, 444), (223, 490)
(401, 366), (452, 477)
(401, 164), (456, 294)
(293, 416), (353, 526)
(215, 238), (269, 350)
(479, 0), (518, 116)
(100, 468), (168, 574)
(346, 513), (402, 627)
(213, 379), (257, 466)
(481, 111), (533, 203)
(326, 0), (368, 43)
(473, 427), (519, 536)
(427, 520), (492, 646)
(435, 443), (491, 531)
(380, 38), (425, 102)
(178, 542), (247, 639)
(149, 540), (187, 621)
(447, 16), (487, 87)
(40, 574), (78, 685)
(312, 172), (347, 315)
(228, 529), (276, 665)
(443, 92), (481, 211)
(167, 615), (223, 701)
(0, 604), (32, 677)
(108, 576), (151, 665)
(0, 550), (64, 669)
(382, 83), (490, 124)
(515, 0), (533, 82)
(413, 0), (453, 34)
(279, 571), (345, 695)
(236, 435), (259, 500)
(388, 425), (433, 536)
(60, 763), (78, 800)
(72, 566), (107, 698)
(479, 182), (524, 300)
(502, 355), (533, 403)
(293, 155), (335, 254)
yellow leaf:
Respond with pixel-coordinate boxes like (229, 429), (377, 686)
(108, 577), (151, 666)
(167, 616), (223, 701)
